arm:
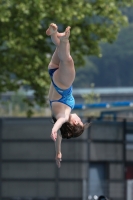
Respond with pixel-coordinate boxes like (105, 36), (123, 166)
(51, 117), (67, 141)
(55, 131), (62, 154)
(55, 131), (62, 168)
(50, 116), (68, 167)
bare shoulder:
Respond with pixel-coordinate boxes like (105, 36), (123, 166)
(52, 102), (71, 120)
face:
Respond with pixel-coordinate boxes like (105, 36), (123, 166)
(69, 113), (83, 126)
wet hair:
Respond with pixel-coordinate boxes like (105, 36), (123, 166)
(52, 116), (86, 139)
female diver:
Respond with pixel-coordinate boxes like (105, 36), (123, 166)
(46, 23), (89, 167)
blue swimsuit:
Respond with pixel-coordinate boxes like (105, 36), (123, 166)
(48, 68), (75, 110)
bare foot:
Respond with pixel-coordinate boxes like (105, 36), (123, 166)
(60, 26), (71, 42)
(57, 32), (66, 37)
(46, 23), (65, 37)
(46, 23), (58, 36)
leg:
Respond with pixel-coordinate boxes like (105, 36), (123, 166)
(57, 26), (73, 63)
(54, 27), (75, 86)
(47, 24), (75, 86)
(46, 23), (71, 65)
(57, 37), (71, 61)
(46, 23), (60, 46)
(48, 48), (60, 69)
(46, 23), (62, 69)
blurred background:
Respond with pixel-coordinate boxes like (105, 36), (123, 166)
(0, 0), (133, 200)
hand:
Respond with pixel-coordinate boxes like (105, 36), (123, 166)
(55, 152), (62, 168)
(51, 128), (57, 141)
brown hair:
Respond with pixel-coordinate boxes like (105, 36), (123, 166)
(52, 116), (90, 139)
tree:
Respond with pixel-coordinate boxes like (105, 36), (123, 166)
(73, 58), (98, 88)
(122, 6), (133, 23)
(90, 23), (133, 87)
(0, 0), (133, 114)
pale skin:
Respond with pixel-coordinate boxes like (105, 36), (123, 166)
(46, 23), (83, 168)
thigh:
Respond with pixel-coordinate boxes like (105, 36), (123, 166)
(53, 58), (75, 88)
(48, 48), (60, 69)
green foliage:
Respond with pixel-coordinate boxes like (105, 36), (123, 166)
(0, 0), (132, 115)
(0, 91), (48, 117)
(74, 58), (98, 88)
(90, 23), (133, 87)
(122, 6), (133, 22)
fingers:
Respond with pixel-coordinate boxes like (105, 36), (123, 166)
(56, 159), (60, 168)
(50, 131), (57, 141)
(50, 134), (56, 141)
(55, 153), (62, 168)
(56, 158), (62, 168)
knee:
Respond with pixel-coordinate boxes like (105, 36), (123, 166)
(60, 57), (74, 68)
(68, 56), (73, 62)
(63, 56), (73, 63)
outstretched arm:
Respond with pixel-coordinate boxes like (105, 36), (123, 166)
(51, 117), (67, 168)
(55, 131), (62, 168)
